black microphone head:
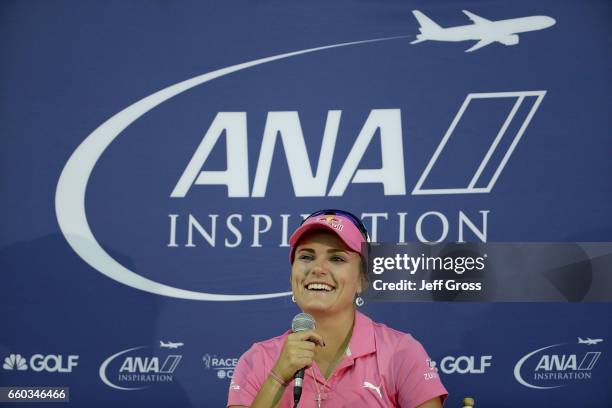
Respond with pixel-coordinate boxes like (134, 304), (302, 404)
(291, 312), (315, 333)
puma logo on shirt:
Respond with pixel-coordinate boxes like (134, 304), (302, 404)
(362, 381), (382, 398)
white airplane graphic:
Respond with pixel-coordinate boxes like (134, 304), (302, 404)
(410, 10), (556, 52)
(160, 341), (184, 349)
(578, 337), (603, 345)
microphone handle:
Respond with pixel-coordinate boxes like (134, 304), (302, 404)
(293, 367), (305, 406)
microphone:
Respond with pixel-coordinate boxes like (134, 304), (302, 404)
(463, 397), (475, 407)
(291, 313), (316, 407)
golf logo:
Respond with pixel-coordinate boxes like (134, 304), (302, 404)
(99, 341), (184, 390)
(438, 355), (492, 374)
(202, 353), (238, 380)
(2, 353), (79, 373)
(514, 337), (603, 389)
(425, 355), (492, 375)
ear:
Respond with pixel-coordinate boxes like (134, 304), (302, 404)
(358, 276), (367, 294)
(359, 258), (369, 291)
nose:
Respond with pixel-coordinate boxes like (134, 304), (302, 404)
(308, 263), (329, 278)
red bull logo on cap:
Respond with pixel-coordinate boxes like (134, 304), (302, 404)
(319, 215), (344, 231)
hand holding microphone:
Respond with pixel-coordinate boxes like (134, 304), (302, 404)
(270, 313), (324, 406)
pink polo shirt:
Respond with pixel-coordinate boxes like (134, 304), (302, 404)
(227, 311), (447, 407)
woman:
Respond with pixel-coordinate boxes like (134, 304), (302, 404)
(228, 209), (447, 407)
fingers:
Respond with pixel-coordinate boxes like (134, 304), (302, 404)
(287, 338), (315, 353)
(293, 349), (314, 360)
(290, 330), (325, 347)
(287, 350), (314, 367)
(272, 331), (324, 380)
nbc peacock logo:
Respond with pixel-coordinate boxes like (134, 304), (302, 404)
(3, 354), (28, 371)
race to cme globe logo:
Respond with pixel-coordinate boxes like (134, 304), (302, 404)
(55, 18), (551, 301)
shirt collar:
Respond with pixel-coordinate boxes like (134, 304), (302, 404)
(346, 310), (376, 359)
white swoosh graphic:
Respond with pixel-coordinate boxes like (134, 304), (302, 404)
(99, 346), (147, 391)
(55, 35), (408, 301)
(513, 343), (564, 389)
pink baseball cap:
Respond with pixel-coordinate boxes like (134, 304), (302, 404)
(289, 214), (367, 262)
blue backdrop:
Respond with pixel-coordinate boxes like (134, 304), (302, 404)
(1, 0), (611, 406)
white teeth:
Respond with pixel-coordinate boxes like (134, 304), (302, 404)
(306, 283), (334, 291)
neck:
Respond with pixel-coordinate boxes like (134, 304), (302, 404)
(310, 308), (356, 365)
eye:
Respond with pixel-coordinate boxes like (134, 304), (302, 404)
(330, 255), (346, 262)
(298, 254), (314, 261)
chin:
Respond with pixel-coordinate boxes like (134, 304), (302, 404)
(295, 299), (329, 314)
(299, 300), (329, 311)
(299, 300), (351, 317)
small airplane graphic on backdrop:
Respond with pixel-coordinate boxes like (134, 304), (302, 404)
(410, 10), (556, 52)
(160, 341), (184, 349)
(578, 337), (603, 345)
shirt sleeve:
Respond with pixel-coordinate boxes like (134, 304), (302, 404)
(393, 334), (448, 408)
(227, 344), (267, 407)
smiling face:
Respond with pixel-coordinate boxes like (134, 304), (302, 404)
(291, 230), (363, 317)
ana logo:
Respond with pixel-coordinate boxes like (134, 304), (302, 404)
(202, 353), (238, 380)
(438, 355), (492, 374)
(55, 29), (546, 301)
(411, 9), (556, 52)
(2, 353), (78, 373)
(514, 338), (603, 389)
(99, 343), (183, 390)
